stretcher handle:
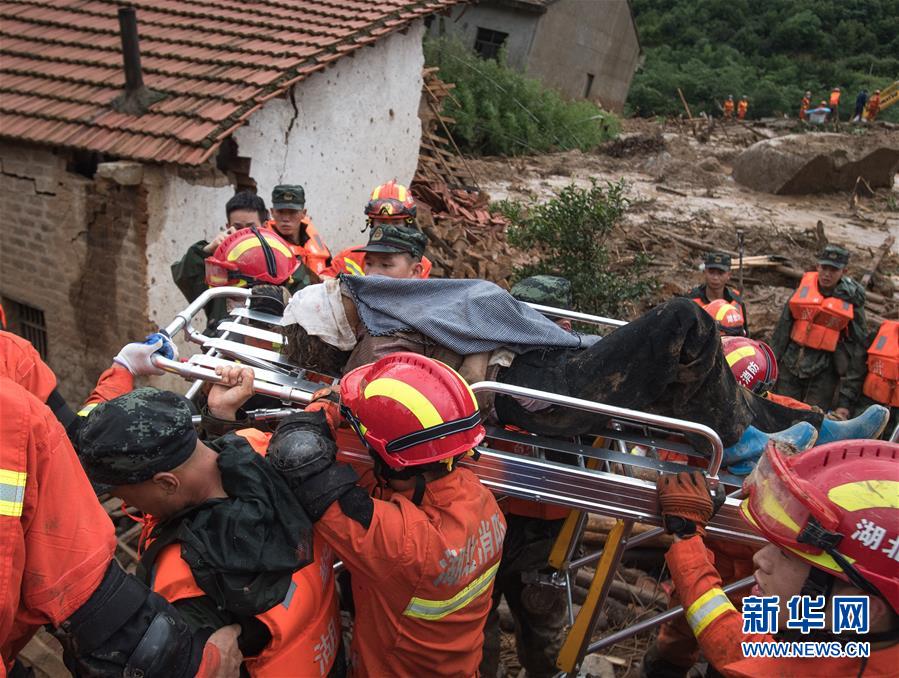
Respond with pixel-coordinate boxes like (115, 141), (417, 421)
(163, 287), (251, 340)
(151, 355), (313, 405)
(525, 302), (627, 329)
(469, 381), (724, 478)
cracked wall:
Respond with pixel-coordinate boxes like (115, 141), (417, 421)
(0, 141), (151, 402)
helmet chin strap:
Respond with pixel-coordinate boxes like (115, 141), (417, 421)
(370, 451), (462, 507)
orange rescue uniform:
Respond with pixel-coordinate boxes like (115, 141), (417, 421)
(723, 99), (735, 119)
(737, 99), (748, 120)
(788, 272), (854, 352)
(315, 466), (505, 677)
(863, 320), (899, 406)
(142, 428), (342, 677)
(799, 96), (811, 120)
(264, 217), (331, 275)
(0, 379), (117, 668)
(319, 247), (433, 279)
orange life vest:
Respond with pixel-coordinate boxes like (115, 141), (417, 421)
(863, 320), (899, 406)
(264, 218), (331, 275)
(788, 272), (854, 352)
(146, 429), (342, 677)
(829, 90), (841, 107)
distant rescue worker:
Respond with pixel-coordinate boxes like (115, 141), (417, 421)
(799, 91), (812, 120)
(866, 90), (881, 121)
(723, 95), (735, 120)
(320, 180), (432, 279)
(854, 89), (869, 122)
(0, 378), (242, 677)
(856, 320), (899, 437)
(828, 86), (841, 120)
(736, 96), (749, 120)
(264, 353), (506, 676)
(266, 184), (331, 275)
(655, 440), (899, 676)
(806, 100), (832, 124)
(687, 252), (749, 337)
(770, 244), (867, 417)
(76, 387), (343, 677)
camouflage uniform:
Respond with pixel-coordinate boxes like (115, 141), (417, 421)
(770, 246), (868, 411)
(480, 275), (572, 678)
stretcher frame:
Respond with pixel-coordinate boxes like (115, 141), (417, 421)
(155, 287), (762, 676)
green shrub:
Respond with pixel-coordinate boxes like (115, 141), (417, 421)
(424, 38), (619, 156)
(505, 181), (657, 317)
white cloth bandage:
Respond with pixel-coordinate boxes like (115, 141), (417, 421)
(280, 279), (358, 350)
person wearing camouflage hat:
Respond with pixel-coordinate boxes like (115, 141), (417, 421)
(77, 384), (345, 675)
(770, 243), (867, 417)
(267, 184), (332, 276)
(685, 252), (749, 337)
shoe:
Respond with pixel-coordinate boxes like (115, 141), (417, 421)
(727, 459), (757, 476)
(723, 422), (818, 467)
(817, 405), (890, 445)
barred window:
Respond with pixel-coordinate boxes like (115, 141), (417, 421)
(2, 298), (48, 359)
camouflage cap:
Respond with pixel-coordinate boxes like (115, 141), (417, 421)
(510, 275), (573, 309)
(77, 388), (197, 486)
(704, 252), (732, 271)
(818, 244), (849, 268)
(271, 185), (305, 210)
(353, 223), (428, 259)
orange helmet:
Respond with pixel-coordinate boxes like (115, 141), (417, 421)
(364, 180), (417, 224)
(721, 336), (778, 394)
(339, 352), (485, 469)
(205, 226), (299, 288)
(741, 440), (899, 612)
(703, 299), (745, 336)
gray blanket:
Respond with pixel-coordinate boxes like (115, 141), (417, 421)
(341, 276), (582, 355)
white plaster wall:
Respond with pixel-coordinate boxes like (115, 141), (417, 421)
(234, 21), (426, 253)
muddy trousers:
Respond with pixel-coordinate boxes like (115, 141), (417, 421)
(496, 298), (825, 452)
(479, 516), (568, 678)
(775, 365), (840, 412)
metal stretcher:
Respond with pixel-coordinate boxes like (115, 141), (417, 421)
(154, 287), (760, 676)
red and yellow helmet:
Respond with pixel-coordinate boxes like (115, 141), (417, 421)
(364, 180), (417, 224)
(741, 440), (899, 612)
(205, 227), (299, 288)
(704, 299), (745, 335)
(339, 352), (485, 469)
(721, 336), (778, 394)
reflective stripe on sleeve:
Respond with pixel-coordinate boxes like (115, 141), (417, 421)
(685, 587), (735, 636)
(0, 469), (27, 517)
(344, 258), (364, 276)
(403, 562), (499, 621)
(77, 402), (100, 417)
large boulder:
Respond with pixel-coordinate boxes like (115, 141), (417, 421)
(732, 133), (899, 194)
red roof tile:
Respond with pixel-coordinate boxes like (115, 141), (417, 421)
(0, 0), (464, 165)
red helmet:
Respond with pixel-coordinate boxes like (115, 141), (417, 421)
(704, 299), (745, 335)
(741, 441), (899, 613)
(339, 352), (485, 469)
(721, 336), (778, 394)
(205, 227), (299, 288)
(364, 180), (417, 224)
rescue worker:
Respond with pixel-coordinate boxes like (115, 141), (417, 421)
(480, 276), (578, 678)
(856, 320), (899, 438)
(829, 86), (841, 121)
(320, 180), (432, 279)
(771, 244), (867, 417)
(723, 95), (735, 121)
(806, 100), (832, 124)
(281, 278), (887, 473)
(687, 252), (749, 337)
(264, 353), (506, 676)
(854, 89), (869, 122)
(799, 91), (812, 120)
(1, 378), (242, 677)
(866, 90), (881, 121)
(736, 96), (749, 120)
(267, 184), (331, 275)
(76, 387), (343, 677)
(655, 440), (899, 676)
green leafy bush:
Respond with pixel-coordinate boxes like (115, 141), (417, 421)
(505, 181), (657, 317)
(627, 0), (899, 122)
(424, 38), (619, 156)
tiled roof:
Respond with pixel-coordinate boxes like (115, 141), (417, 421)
(0, 0), (464, 165)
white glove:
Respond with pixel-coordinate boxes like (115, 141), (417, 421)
(113, 333), (178, 376)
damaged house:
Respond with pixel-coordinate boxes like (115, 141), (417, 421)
(0, 0), (462, 400)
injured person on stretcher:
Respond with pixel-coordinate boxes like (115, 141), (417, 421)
(273, 276), (888, 473)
